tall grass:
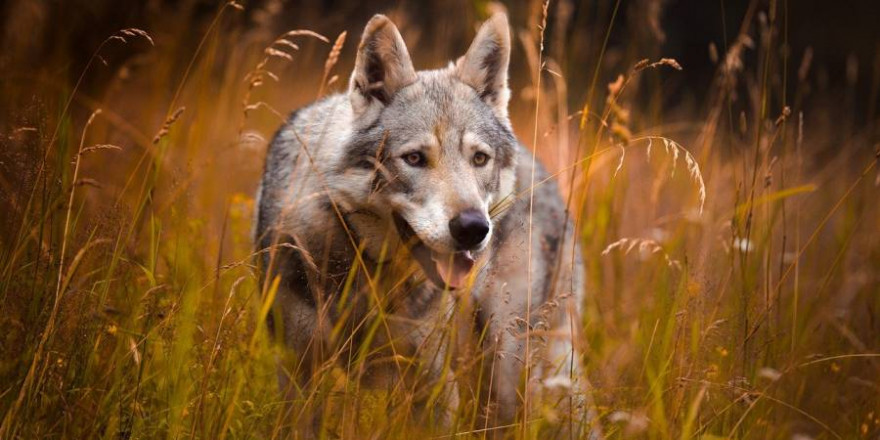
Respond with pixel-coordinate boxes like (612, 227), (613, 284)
(1, 0), (879, 438)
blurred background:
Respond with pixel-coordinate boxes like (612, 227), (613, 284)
(4, 0), (880, 124)
(1, 0), (879, 438)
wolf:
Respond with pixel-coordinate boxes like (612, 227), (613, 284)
(255, 12), (599, 438)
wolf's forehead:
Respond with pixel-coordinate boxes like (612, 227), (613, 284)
(385, 73), (506, 139)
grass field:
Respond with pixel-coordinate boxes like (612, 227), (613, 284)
(1, 0), (879, 438)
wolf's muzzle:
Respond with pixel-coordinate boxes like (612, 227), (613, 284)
(449, 209), (490, 250)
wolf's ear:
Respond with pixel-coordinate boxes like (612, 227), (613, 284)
(349, 15), (417, 116)
(456, 13), (511, 120)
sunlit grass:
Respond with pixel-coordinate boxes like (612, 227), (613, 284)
(1, 1), (879, 439)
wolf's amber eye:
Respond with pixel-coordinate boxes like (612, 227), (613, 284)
(403, 151), (427, 167)
(472, 152), (489, 167)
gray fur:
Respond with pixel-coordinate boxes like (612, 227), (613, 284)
(255, 13), (599, 438)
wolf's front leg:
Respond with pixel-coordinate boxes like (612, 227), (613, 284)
(415, 346), (461, 428)
(273, 289), (328, 439)
(368, 295), (463, 431)
(481, 319), (526, 433)
(536, 318), (603, 440)
(479, 319), (602, 439)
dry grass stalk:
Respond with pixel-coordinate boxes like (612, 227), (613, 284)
(318, 31), (347, 98)
(241, 29), (329, 130)
(602, 237), (683, 270)
(523, 1), (550, 433)
(643, 136), (707, 214)
(109, 28), (154, 46)
(80, 144), (123, 154)
(0, 108), (104, 437)
(152, 107), (185, 144)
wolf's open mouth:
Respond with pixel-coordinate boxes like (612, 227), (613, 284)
(392, 212), (476, 290)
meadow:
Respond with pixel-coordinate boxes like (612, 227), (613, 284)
(1, 0), (879, 438)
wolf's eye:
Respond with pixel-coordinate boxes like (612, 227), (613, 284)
(472, 152), (490, 167)
(402, 151), (427, 167)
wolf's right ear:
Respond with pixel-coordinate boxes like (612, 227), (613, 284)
(349, 15), (417, 117)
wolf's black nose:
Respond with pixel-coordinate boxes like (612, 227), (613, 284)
(449, 209), (490, 249)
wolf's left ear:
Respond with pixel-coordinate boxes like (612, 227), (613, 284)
(456, 13), (511, 120)
(349, 15), (417, 117)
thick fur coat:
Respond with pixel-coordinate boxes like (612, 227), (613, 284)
(255, 13), (598, 438)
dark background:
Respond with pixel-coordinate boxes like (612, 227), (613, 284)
(3, 0), (879, 115)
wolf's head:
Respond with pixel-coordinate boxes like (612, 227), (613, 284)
(333, 13), (517, 290)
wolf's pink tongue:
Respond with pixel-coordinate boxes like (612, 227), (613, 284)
(433, 252), (475, 289)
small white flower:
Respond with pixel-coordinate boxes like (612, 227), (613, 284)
(734, 237), (754, 253)
(758, 367), (782, 382)
(542, 375), (572, 390)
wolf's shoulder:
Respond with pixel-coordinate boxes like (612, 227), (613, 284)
(271, 94), (352, 145)
(263, 93), (355, 182)
(507, 144), (571, 231)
